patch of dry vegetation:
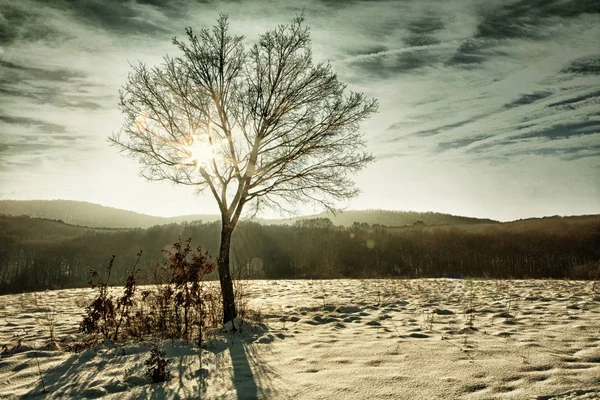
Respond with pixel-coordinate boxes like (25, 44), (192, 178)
(77, 238), (258, 350)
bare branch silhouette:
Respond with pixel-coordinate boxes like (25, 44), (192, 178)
(110, 14), (377, 324)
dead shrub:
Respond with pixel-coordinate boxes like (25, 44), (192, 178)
(145, 343), (171, 383)
(79, 238), (216, 346)
(79, 255), (117, 340)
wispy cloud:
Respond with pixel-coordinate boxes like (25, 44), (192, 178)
(0, 114), (67, 133)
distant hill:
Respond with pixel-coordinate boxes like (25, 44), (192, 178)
(271, 209), (499, 227)
(0, 199), (498, 229)
(0, 200), (219, 229)
(0, 214), (102, 244)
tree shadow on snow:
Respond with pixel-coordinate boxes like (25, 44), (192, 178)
(21, 323), (280, 399)
(203, 322), (281, 399)
(20, 345), (138, 399)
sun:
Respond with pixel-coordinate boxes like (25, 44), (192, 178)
(185, 136), (215, 167)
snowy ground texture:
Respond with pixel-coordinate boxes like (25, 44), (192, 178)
(1, 279), (599, 399)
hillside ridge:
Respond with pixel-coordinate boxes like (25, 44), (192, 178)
(0, 199), (514, 229)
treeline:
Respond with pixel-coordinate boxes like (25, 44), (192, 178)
(0, 215), (599, 294)
(296, 209), (498, 228)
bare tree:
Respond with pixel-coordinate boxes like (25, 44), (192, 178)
(110, 14), (377, 325)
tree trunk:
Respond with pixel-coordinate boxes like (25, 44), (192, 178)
(218, 221), (237, 325)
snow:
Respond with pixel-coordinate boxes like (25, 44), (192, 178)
(224, 317), (242, 333)
(1, 279), (599, 399)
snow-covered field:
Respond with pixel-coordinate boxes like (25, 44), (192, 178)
(1, 279), (599, 399)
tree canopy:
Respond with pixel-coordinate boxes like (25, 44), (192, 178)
(112, 15), (377, 225)
(110, 14), (377, 324)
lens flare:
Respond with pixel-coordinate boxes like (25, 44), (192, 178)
(186, 136), (214, 167)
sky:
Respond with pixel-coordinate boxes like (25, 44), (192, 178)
(0, 0), (599, 221)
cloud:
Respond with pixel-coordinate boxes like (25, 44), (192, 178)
(0, 60), (85, 82)
(0, 0), (181, 45)
(511, 121), (600, 140)
(0, 3), (60, 45)
(0, 86), (104, 111)
(317, 0), (388, 11)
(0, 113), (89, 173)
(466, 134), (600, 162)
(560, 55), (600, 75)
(345, 51), (444, 78)
(339, 39), (466, 79)
(504, 91), (554, 109)
(370, 4), (600, 167)
(445, 0), (599, 69)
(474, 0), (599, 40)
(547, 90), (600, 108)
(53, 0), (171, 35)
(404, 16), (444, 47)
(0, 59), (107, 115)
(0, 115), (67, 133)
(445, 39), (493, 67)
(436, 135), (493, 152)
(400, 113), (494, 138)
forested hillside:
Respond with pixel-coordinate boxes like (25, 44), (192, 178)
(0, 214), (598, 294)
(0, 200), (497, 229)
(290, 210), (498, 227)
